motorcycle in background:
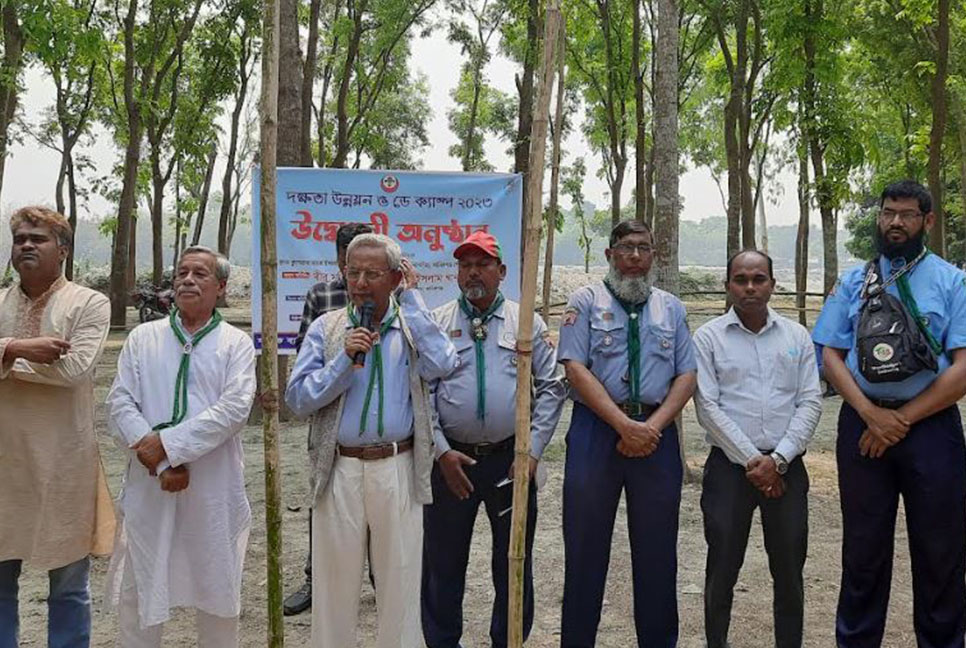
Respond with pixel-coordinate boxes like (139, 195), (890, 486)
(131, 285), (175, 323)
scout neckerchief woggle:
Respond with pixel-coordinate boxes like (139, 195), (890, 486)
(348, 299), (399, 437)
(602, 280), (649, 404)
(459, 291), (505, 420)
(153, 309), (223, 431)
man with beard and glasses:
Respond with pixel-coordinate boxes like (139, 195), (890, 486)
(556, 220), (697, 647)
(694, 250), (822, 648)
(813, 179), (966, 648)
(422, 231), (566, 648)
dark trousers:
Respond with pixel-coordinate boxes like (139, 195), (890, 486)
(560, 402), (682, 648)
(701, 447), (809, 648)
(421, 446), (537, 648)
(836, 402), (966, 648)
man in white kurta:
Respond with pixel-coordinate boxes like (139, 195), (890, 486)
(105, 246), (256, 647)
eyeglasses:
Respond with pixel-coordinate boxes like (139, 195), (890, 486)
(345, 268), (391, 283)
(878, 208), (923, 223)
(612, 243), (653, 256)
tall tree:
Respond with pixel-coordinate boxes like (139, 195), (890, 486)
(0, 0), (25, 204)
(278, 0), (302, 166)
(23, 0), (101, 278)
(447, 0), (511, 170)
(107, 0), (205, 325)
(653, 0), (680, 293)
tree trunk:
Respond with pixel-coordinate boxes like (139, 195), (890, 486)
(724, 93), (741, 258)
(927, 0), (949, 257)
(653, 0), (679, 294)
(0, 2), (24, 205)
(462, 63), (484, 171)
(332, 0), (365, 169)
(150, 165), (165, 284)
(278, 0), (303, 168)
(66, 154), (78, 279)
(632, 0), (646, 223)
(796, 142), (809, 324)
(509, 7), (559, 646)
(259, 0), (283, 641)
(542, 26), (566, 321)
(957, 99), (966, 264)
(111, 0), (144, 325)
(218, 27), (252, 255)
(300, 0), (321, 166)
(191, 142), (218, 246)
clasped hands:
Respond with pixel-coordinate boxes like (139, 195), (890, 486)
(616, 418), (662, 458)
(746, 455), (785, 498)
(857, 405), (910, 459)
(131, 433), (189, 493)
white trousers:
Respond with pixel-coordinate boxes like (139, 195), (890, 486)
(311, 451), (423, 648)
(117, 550), (239, 648)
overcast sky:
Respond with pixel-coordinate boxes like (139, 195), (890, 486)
(2, 27), (804, 227)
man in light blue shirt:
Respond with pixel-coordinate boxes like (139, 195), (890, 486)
(813, 180), (966, 648)
(694, 250), (822, 648)
(556, 220), (697, 647)
(421, 231), (565, 648)
(286, 233), (457, 648)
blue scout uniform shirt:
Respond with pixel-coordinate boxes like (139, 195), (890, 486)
(430, 298), (567, 459)
(557, 282), (697, 406)
(812, 253), (966, 401)
(286, 289), (457, 445)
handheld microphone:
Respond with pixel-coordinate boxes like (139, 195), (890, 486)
(352, 300), (376, 367)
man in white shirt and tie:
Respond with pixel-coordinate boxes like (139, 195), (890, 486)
(693, 250), (823, 648)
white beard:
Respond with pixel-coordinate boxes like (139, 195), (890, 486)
(606, 262), (652, 304)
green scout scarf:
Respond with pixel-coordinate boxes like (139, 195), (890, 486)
(894, 253), (943, 356)
(458, 291), (505, 420)
(603, 280), (648, 404)
(348, 299), (399, 437)
(153, 309), (223, 431)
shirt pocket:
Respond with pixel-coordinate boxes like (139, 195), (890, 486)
(438, 336), (474, 403)
(771, 349), (801, 393)
(915, 294), (948, 347)
(497, 331), (519, 376)
(643, 324), (676, 369)
(589, 311), (625, 361)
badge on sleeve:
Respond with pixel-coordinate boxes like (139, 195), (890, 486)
(541, 330), (556, 349)
(562, 308), (578, 326)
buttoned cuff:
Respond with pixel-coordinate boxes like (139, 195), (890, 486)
(434, 431), (452, 459)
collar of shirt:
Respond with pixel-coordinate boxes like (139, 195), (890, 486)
(723, 305), (778, 336)
(459, 297), (506, 322)
(17, 274), (67, 304)
(342, 305), (403, 331)
(174, 311), (217, 338)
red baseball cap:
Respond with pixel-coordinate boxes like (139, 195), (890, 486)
(453, 231), (502, 261)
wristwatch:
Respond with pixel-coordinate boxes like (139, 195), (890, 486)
(771, 452), (789, 475)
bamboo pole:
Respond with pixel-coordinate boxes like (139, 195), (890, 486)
(509, 3), (560, 646)
(259, 0), (284, 643)
(540, 23), (566, 321)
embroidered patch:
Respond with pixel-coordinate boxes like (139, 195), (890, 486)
(449, 329), (462, 338)
(562, 308), (578, 326)
(873, 343), (895, 362)
(541, 331), (556, 349)
(602, 311), (614, 321)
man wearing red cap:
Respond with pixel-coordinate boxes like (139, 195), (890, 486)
(422, 231), (566, 647)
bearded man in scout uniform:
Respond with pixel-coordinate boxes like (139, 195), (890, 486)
(814, 180), (966, 647)
(422, 231), (566, 647)
(0, 206), (114, 647)
(286, 233), (457, 648)
(557, 219), (697, 647)
(106, 245), (257, 646)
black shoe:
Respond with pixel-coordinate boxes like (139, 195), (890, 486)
(283, 582), (311, 616)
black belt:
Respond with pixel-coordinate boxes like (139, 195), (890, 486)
(871, 398), (909, 409)
(618, 402), (659, 418)
(446, 435), (515, 458)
